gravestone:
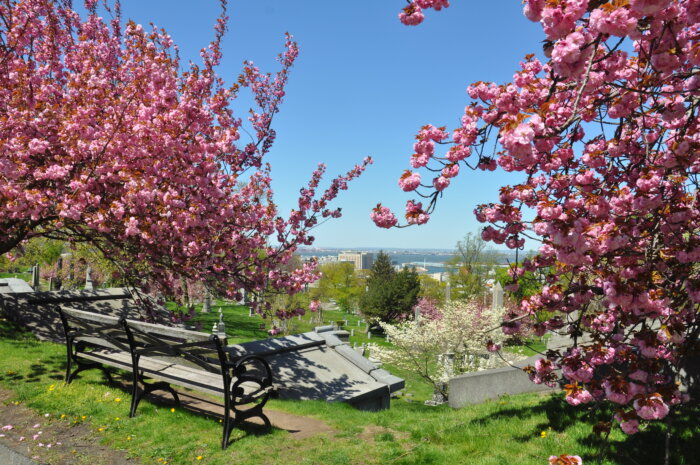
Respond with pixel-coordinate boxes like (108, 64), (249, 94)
(424, 383), (448, 406)
(54, 255), (63, 290)
(202, 291), (211, 313)
(84, 265), (94, 290)
(215, 307), (226, 337)
(491, 281), (504, 309)
(31, 264), (40, 291)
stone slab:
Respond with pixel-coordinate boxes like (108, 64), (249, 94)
(0, 278), (34, 294)
(370, 368), (405, 392)
(0, 288), (171, 342)
(0, 442), (39, 465)
(227, 331), (403, 411)
(448, 356), (558, 408)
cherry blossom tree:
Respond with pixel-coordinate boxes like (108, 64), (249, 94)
(378, 0), (700, 447)
(0, 0), (369, 312)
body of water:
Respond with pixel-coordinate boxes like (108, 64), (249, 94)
(298, 251), (452, 274)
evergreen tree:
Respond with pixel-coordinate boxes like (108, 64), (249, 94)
(360, 252), (419, 323)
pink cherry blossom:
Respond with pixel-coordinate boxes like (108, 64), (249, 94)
(634, 393), (670, 420)
(398, 170), (422, 192)
(1, 1), (369, 314)
(384, 1), (699, 436)
(620, 419), (640, 435)
(371, 204), (398, 228)
(548, 455), (582, 465)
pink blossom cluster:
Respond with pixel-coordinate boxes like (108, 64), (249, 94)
(548, 455), (582, 465)
(412, 297), (442, 321)
(275, 308), (305, 320)
(385, 0), (700, 436)
(0, 0), (368, 315)
(398, 0), (449, 26)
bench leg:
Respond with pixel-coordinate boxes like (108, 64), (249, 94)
(221, 404), (272, 449)
(65, 341), (113, 385)
(66, 360), (112, 384)
(130, 376), (180, 417)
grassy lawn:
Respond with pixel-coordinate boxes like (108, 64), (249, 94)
(0, 271), (32, 280)
(0, 316), (698, 465)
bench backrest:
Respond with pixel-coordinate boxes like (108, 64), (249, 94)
(57, 305), (132, 353)
(58, 305), (227, 375)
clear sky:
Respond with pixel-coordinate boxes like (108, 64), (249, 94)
(109, 1), (545, 251)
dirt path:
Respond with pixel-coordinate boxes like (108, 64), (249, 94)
(0, 386), (334, 465)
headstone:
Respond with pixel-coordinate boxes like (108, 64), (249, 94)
(31, 264), (40, 290)
(492, 281), (504, 310)
(414, 304), (421, 323)
(424, 383), (448, 406)
(249, 307), (254, 317)
(202, 291), (211, 313)
(55, 255), (63, 290)
(84, 265), (93, 290)
(445, 282), (451, 301)
(216, 307), (226, 336)
(438, 352), (456, 379)
(350, 329), (355, 337)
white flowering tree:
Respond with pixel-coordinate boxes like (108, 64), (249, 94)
(374, 300), (510, 398)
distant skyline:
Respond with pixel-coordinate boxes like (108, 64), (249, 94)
(103, 1), (544, 251)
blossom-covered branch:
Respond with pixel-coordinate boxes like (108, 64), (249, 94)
(0, 0), (369, 310)
(381, 0), (700, 438)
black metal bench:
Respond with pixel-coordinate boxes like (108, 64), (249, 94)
(56, 306), (274, 448)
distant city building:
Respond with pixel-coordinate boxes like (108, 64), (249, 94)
(337, 252), (374, 271)
(428, 272), (448, 282)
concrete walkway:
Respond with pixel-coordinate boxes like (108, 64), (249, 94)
(0, 442), (39, 465)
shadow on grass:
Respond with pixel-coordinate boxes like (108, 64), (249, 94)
(90, 372), (282, 442)
(466, 393), (700, 465)
(0, 317), (34, 340)
(603, 407), (700, 465)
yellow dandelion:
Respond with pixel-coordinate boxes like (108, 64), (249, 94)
(114, 417), (120, 421)
(98, 427), (105, 432)
(114, 397), (122, 403)
(540, 431), (547, 438)
(197, 456), (203, 461)
(60, 414), (66, 419)
(127, 436), (132, 441)
(48, 385), (55, 391)
(170, 408), (175, 413)
(81, 416), (86, 420)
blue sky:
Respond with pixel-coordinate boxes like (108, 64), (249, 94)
(111, 1), (545, 251)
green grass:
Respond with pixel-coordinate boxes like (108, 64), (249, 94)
(0, 317), (698, 464)
(182, 301), (386, 347)
(0, 271), (31, 280)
